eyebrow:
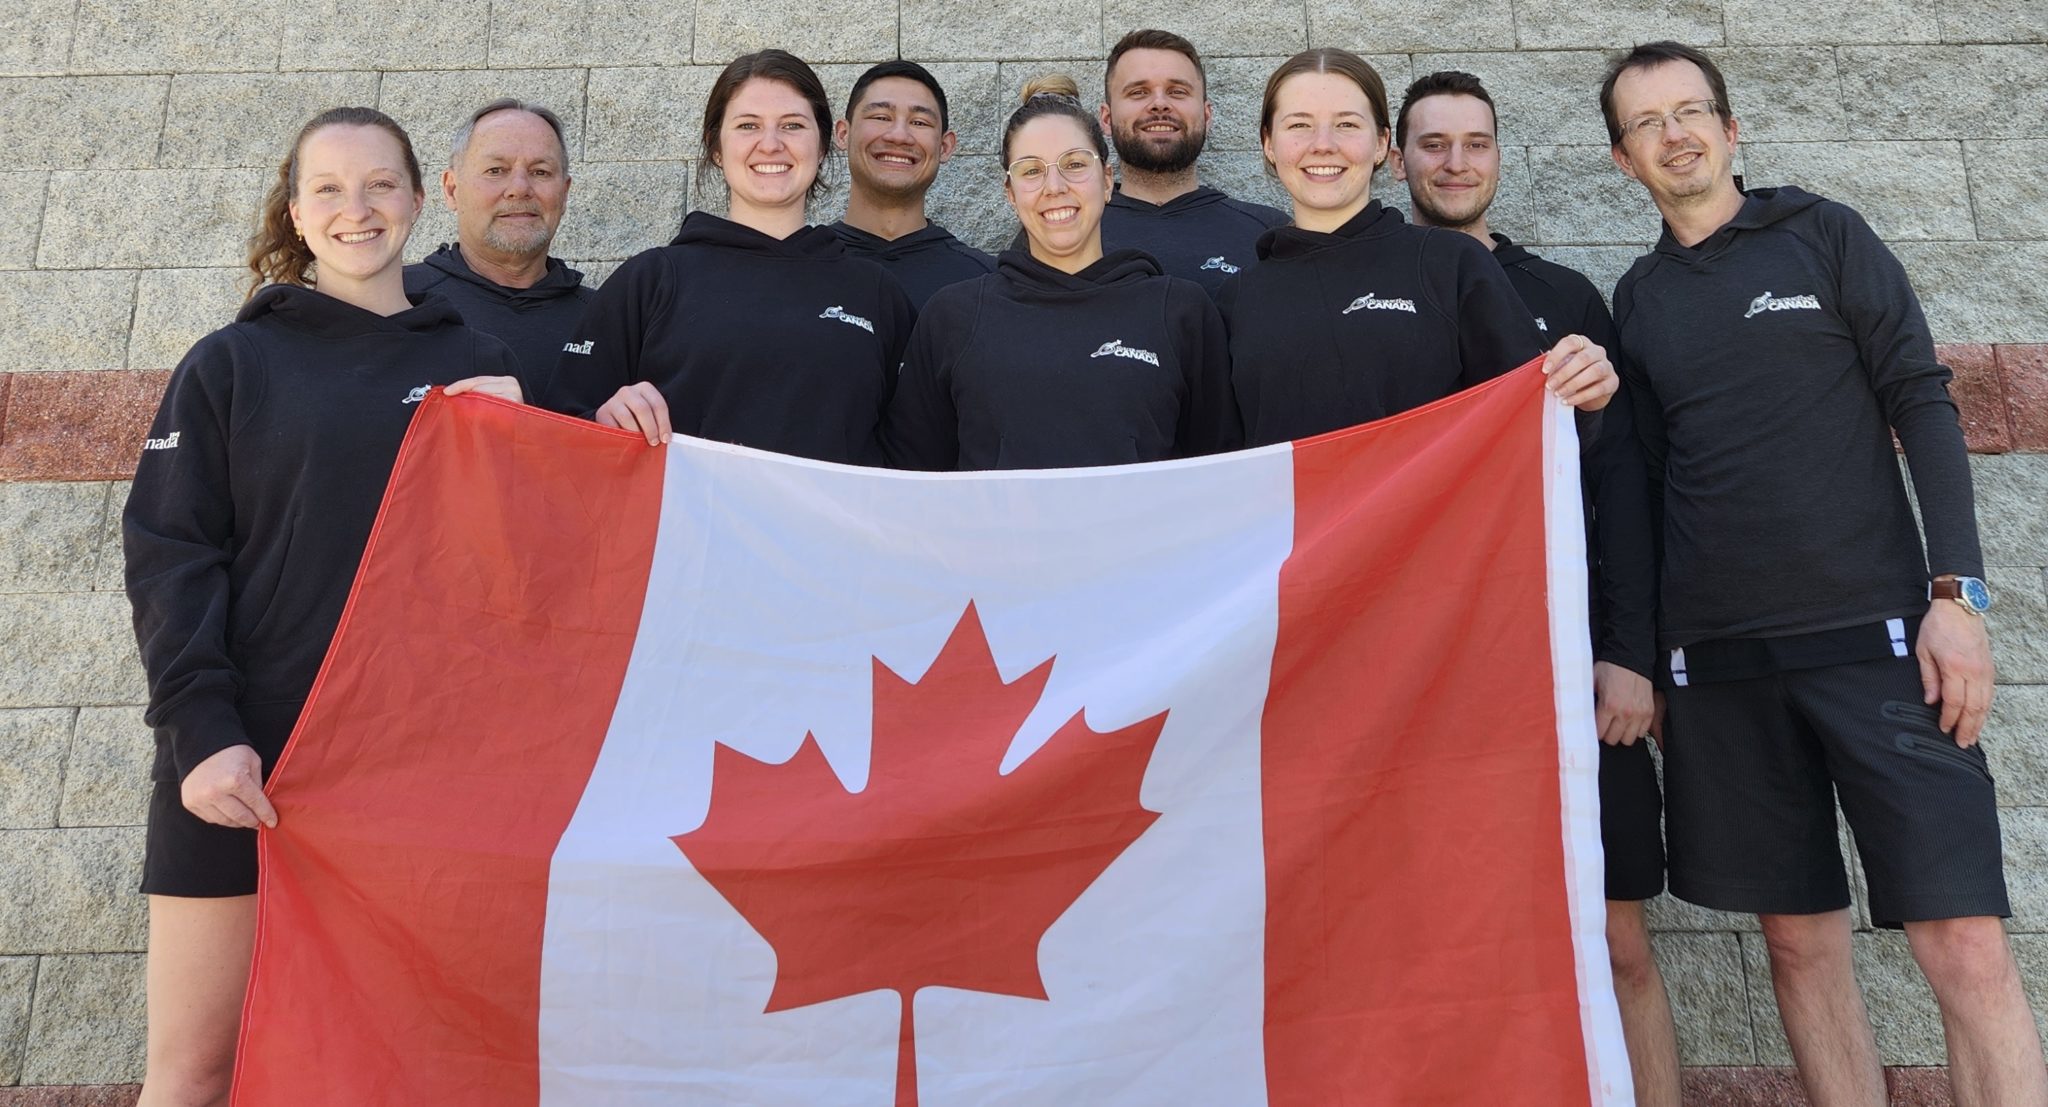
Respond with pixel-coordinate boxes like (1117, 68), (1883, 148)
(1120, 77), (1196, 93)
(1411, 130), (1494, 141)
(1278, 109), (1367, 122)
(858, 98), (939, 118)
(727, 112), (814, 122)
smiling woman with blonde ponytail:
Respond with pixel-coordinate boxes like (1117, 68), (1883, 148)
(881, 73), (1239, 471)
(122, 104), (523, 1107)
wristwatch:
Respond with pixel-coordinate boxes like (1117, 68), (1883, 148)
(1930, 576), (1993, 615)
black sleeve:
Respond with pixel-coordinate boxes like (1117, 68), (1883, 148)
(1829, 205), (1984, 579)
(1572, 281), (1656, 676)
(1612, 274), (1668, 573)
(1447, 237), (1546, 388)
(473, 331), (525, 394)
(122, 333), (253, 780)
(539, 248), (668, 417)
(1168, 279), (1242, 456)
(882, 291), (967, 471)
(877, 273), (916, 412)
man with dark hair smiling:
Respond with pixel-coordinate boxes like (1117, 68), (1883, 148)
(1392, 69), (1681, 1107)
(1096, 29), (1286, 295)
(405, 99), (592, 400)
(1604, 41), (2046, 1106)
(830, 60), (993, 310)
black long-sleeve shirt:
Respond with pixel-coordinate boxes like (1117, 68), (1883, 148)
(124, 285), (520, 781)
(885, 248), (1239, 470)
(1100, 186), (1290, 298)
(543, 212), (913, 465)
(1613, 186), (1982, 653)
(1219, 200), (1547, 446)
(1494, 234), (1658, 679)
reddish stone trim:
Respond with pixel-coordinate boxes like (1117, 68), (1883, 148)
(0, 371), (168, 483)
(0, 346), (2044, 483)
(2000, 344), (2048, 452)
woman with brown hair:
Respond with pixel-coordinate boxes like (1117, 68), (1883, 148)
(123, 106), (520, 1105)
(544, 49), (913, 463)
(1220, 47), (1616, 444)
(884, 74), (1237, 470)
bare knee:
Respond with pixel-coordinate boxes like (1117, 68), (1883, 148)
(1905, 916), (2016, 993)
(1607, 900), (1660, 991)
(1760, 910), (1853, 979)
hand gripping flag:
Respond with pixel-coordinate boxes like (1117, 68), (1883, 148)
(236, 362), (1630, 1106)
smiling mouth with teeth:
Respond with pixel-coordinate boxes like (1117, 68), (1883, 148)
(336, 230), (382, 243)
(1302, 166), (1346, 178)
(754, 164), (793, 175)
(1040, 207), (1079, 224)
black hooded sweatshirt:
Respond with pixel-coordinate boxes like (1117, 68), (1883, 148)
(830, 220), (995, 311)
(1614, 186), (1982, 662)
(1494, 234), (1657, 679)
(404, 243), (594, 399)
(124, 284), (521, 782)
(1099, 186), (1289, 298)
(885, 248), (1238, 470)
(1219, 200), (1547, 446)
(543, 212), (914, 465)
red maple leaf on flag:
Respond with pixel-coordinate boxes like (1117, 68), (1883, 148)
(672, 602), (1167, 1106)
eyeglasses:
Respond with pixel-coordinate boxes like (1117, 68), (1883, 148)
(1005, 149), (1102, 190)
(1616, 100), (1722, 144)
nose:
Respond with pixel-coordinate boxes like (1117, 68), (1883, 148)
(504, 168), (534, 195)
(1308, 123), (1339, 153)
(342, 187), (372, 220)
(884, 116), (914, 143)
(1040, 165), (1072, 197)
(757, 126), (786, 153)
(1444, 144), (1468, 171)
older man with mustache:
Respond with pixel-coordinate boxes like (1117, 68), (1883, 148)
(405, 99), (593, 401)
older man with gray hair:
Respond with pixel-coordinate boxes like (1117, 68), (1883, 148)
(405, 99), (593, 399)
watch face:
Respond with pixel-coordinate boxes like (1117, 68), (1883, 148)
(1961, 577), (1993, 612)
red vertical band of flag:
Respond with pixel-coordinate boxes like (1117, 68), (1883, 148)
(1262, 364), (1592, 1105)
(233, 394), (664, 1106)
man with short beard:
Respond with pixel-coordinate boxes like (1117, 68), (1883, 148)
(405, 99), (592, 401)
(1392, 69), (1683, 1107)
(830, 60), (994, 310)
(1097, 29), (1286, 296)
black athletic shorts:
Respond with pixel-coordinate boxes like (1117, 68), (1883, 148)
(1599, 737), (1665, 901)
(140, 699), (300, 899)
(1662, 655), (2009, 926)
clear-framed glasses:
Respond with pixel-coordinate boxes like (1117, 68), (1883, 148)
(1005, 148), (1102, 190)
(1616, 99), (1722, 144)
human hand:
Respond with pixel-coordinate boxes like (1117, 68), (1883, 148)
(1593, 660), (1655, 747)
(1541, 334), (1617, 412)
(443, 376), (525, 404)
(180, 744), (277, 829)
(1917, 598), (1995, 747)
(594, 382), (671, 445)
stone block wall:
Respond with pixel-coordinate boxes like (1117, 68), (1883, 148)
(1, 1), (2044, 1101)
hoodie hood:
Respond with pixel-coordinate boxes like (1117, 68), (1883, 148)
(414, 243), (586, 303)
(672, 211), (844, 258)
(1489, 232), (1535, 267)
(1655, 185), (1826, 260)
(830, 221), (966, 260)
(1107, 185), (1230, 216)
(994, 247), (1162, 299)
(239, 283), (464, 339)
(1257, 200), (1406, 261)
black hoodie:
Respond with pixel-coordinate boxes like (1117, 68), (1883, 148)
(1100, 185), (1289, 297)
(1493, 234), (1657, 679)
(124, 284), (521, 782)
(404, 243), (594, 398)
(885, 248), (1238, 470)
(543, 212), (914, 465)
(1219, 200), (1547, 446)
(830, 220), (995, 311)
(1614, 186), (1982, 655)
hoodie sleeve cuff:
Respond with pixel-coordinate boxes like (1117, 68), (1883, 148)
(162, 695), (251, 782)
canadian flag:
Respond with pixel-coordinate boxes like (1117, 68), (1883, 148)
(237, 362), (1628, 1106)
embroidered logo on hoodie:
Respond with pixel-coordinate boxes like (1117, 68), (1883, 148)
(561, 339), (595, 355)
(1200, 256), (1242, 275)
(819, 306), (875, 333)
(1743, 291), (1821, 319)
(1533, 316), (1549, 333)
(1342, 292), (1418, 315)
(402, 385), (430, 404)
(1090, 339), (1161, 367)
(142, 431), (180, 451)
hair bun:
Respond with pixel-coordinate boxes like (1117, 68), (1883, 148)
(1019, 73), (1080, 104)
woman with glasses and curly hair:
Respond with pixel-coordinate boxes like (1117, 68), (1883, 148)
(884, 75), (1238, 471)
